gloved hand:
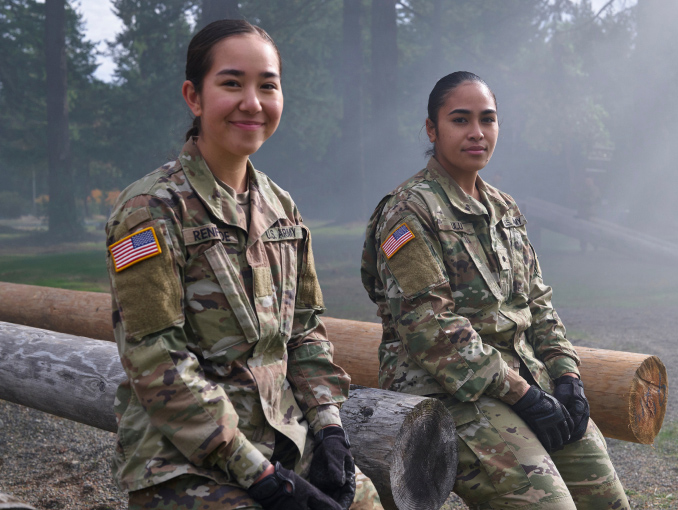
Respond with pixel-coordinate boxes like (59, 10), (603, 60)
(511, 385), (574, 453)
(553, 375), (590, 444)
(247, 461), (342, 510)
(310, 426), (356, 510)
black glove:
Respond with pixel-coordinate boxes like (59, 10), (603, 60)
(553, 375), (590, 444)
(511, 386), (574, 453)
(247, 461), (342, 510)
(310, 426), (356, 510)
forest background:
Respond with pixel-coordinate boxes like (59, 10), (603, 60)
(2, 0), (676, 235)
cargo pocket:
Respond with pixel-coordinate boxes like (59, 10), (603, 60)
(440, 396), (530, 498)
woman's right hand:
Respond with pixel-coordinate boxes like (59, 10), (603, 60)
(248, 461), (343, 510)
(511, 386), (574, 453)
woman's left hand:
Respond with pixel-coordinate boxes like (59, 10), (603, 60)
(553, 375), (590, 444)
(310, 426), (356, 510)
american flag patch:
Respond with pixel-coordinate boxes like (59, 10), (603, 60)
(109, 227), (162, 272)
(381, 223), (415, 259)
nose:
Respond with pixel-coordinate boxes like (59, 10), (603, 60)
(239, 86), (262, 114)
(468, 120), (484, 141)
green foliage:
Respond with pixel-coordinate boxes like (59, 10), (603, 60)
(0, 0), (650, 218)
(106, 0), (194, 182)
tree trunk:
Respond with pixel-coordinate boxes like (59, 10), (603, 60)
(0, 322), (457, 510)
(370, 0), (398, 141)
(45, 0), (78, 237)
(0, 283), (669, 444)
(200, 0), (241, 28)
(339, 0), (366, 219)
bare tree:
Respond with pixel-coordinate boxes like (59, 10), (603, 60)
(45, 0), (78, 237)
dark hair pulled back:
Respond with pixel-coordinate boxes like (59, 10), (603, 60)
(184, 19), (281, 141)
(425, 71), (497, 157)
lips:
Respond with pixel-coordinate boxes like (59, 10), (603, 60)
(231, 121), (264, 131)
(463, 145), (486, 155)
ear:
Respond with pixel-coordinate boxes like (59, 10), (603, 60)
(182, 80), (202, 117)
(425, 118), (437, 143)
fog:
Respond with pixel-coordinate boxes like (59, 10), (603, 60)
(2, 0), (678, 316)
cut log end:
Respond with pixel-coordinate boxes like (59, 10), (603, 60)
(390, 398), (458, 510)
(629, 356), (668, 444)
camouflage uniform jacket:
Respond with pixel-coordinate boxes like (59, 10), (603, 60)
(361, 157), (580, 409)
(106, 139), (349, 492)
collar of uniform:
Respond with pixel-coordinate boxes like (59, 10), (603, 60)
(425, 157), (487, 217)
(476, 177), (511, 227)
(178, 138), (228, 224)
(246, 166), (288, 249)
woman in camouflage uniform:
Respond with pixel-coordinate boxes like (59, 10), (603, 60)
(361, 72), (629, 510)
(106, 20), (381, 510)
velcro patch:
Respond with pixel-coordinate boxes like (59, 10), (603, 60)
(109, 227), (161, 272)
(381, 222), (415, 259)
(262, 226), (303, 242)
(502, 215), (527, 228)
(183, 224), (238, 245)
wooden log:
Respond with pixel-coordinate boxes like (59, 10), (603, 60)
(0, 492), (36, 510)
(343, 386), (457, 510)
(575, 346), (668, 444)
(0, 321), (122, 432)
(520, 197), (678, 264)
(0, 283), (669, 444)
(0, 322), (456, 510)
(0, 282), (114, 342)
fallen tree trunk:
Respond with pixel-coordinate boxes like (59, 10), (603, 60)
(0, 282), (668, 444)
(0, 321), (456, 510)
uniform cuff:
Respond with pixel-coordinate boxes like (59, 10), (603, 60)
(306, 404), (343, 434)
(217, 430), (270, 489)
(545, 355), (580, 380)
(496, 368), (531, 405)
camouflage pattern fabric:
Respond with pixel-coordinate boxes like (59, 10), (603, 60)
(361, 157), (580, 405)
(128, 465), (382, 510)
(106, 138), (353, 494)
(439, 396), (629, 510)
(361, 157), (627, 508)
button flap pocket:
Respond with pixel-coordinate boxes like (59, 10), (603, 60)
(204, 243), (259, 344)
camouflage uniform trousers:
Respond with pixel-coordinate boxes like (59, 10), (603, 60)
(441, 396), (629, 510)
(128, 465), (382, 510)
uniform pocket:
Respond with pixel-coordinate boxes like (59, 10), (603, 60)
(204, 243), (259, 345)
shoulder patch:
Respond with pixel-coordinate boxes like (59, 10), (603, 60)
(382, 221), (446, 298)
(109, 227), (161, 272)
(381, 222), (415, 259)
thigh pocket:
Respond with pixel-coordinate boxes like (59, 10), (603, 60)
(451, 400), (530, 497)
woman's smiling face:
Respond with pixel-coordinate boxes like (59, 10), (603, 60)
(426, 81), (498, 180)
(185, 33), (283, 161)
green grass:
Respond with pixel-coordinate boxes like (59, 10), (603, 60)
(0, 251), (109, 292)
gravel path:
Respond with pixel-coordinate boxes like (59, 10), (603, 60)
(0, 306), (675, 509)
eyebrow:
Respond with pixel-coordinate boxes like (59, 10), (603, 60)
(215, 68), (280, 79)
(448, 108), (497, 115)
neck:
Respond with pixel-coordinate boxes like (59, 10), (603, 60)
(196, 137), (249, 193)
(435, 157), (480, 200)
